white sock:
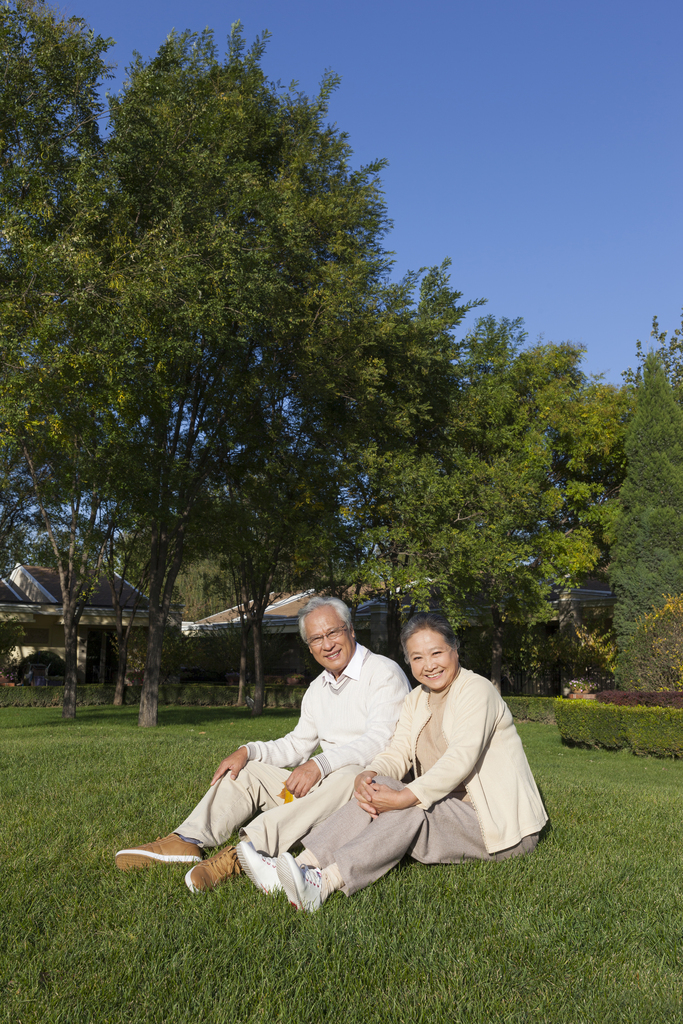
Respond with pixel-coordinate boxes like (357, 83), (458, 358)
(296, 848), (320, 869)
(321, 862), (344, 901)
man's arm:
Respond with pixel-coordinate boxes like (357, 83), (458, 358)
(243, 686), (321, 768)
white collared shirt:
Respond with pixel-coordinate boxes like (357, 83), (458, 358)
(320, 641), (366, 691)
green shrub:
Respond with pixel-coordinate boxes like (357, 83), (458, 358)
(617, 594), (683, 690)
(503, 696), (556, 723)
(0, 683), (308, 709)
(555, 698), (683, 757)
(623, 705), (683, 757)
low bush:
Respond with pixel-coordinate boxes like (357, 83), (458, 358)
(503, 696), (556, 723)
(555, 698), (683, 757)
(0, 683), (308, 709)
(596, 689), (683, 709)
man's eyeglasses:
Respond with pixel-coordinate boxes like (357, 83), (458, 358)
(307, 625), (348, 649)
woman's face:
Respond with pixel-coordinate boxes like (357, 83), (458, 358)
(405, 627), (460, 692)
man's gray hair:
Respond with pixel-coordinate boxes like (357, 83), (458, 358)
(399, 612), (460, 659)
(298, 596), (353, 643)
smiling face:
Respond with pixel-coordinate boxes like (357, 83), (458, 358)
(405, 627), (460, 692)
(303, 606), (356, 679)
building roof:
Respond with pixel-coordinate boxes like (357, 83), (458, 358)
(188, 591), (316, 630)
(6, 565), (146, 610)
(0, 578), (37, 604)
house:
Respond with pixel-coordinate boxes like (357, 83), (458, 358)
(0, 565), (150, 683)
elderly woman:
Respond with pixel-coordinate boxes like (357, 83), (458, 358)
(269, 611), (548, 911)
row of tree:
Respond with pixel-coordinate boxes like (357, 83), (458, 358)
(1, 2), (674, 723)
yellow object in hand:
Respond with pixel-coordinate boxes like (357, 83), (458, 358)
(279, 786), (295, 803)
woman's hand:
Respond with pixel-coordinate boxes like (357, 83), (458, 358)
(354, 773), (419, 817)
(353, 771), (378, 813)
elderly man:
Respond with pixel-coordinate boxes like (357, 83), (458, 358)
(115, 596), (410, 893)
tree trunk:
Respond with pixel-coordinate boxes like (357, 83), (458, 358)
(238, 617), (251, 706)
(62, 613), (79, 719)
(98, 631), (107, 684)
(490, 604), (504, 693)
(113, 642), (127, 705)
(139, 606), (165, 727)
(138, 520), (186, 727)
(251, 617), (265, 717)
(386, 595), (403, 664)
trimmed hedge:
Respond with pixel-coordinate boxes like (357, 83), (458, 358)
(1, 683), (557, 727)
(0, 683), (308, 709)
(595, 689), (683, 709)
(502, 696), (556, 724)
(554, 697), (683, 757)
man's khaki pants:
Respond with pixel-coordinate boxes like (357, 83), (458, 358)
(175, 761), (364, 857)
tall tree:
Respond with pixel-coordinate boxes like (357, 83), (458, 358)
(106, 24), (453, 726)
(0, 0), (121, 717)
(609, 351), (683, 651)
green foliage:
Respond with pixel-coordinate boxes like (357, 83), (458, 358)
(610, 353), (683, 650)
(555, 698), (683, 757)
(0, 617), (24, 670)
(617, 594), (683, 690)
(17, 648), (66, 677)
(502, 696), (557, 723)
(339, 315), (628, 674)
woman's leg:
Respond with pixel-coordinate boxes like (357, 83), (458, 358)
(304, 776), (407, 871)
(305, 777), (429, 896)
(409, 795), (539, 864)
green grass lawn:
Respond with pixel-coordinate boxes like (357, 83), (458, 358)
(1, 706), (682, 1024)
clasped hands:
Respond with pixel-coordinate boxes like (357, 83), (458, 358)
(210, 747), (321, 798)
(353, 771), (418, 817)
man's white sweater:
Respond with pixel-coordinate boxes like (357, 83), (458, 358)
(246, 644), (411, 779)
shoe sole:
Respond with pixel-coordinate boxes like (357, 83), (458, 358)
(276, 854), (307, 910)
(115, 850), (202, 870)
(235, 842), (282, 895)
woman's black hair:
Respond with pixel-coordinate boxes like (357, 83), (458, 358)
(399, 612), (459, 660)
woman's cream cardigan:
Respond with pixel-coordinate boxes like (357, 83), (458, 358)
(366, 667), (548, 854)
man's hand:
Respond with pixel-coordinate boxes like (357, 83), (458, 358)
(284, 760), (322, 798)
(354, 773), (418, 817)
(210, 746), (249, 786)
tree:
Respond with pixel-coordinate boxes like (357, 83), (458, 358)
(0, 1), (122, 717)
(341, 316), (628, 687)
(106, 25), (464, 726)
(609, 352), (683, 654)
(440, 318), (627, 687)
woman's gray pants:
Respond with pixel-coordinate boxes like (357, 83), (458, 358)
(305, 776), (539, 896)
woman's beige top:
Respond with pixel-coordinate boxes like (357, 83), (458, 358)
(367, 667), (548, 854)
(415, 682), (470, 802)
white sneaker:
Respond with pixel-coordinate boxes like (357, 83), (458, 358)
(276, 852), (323, 911)
(235, 840), (282, 894)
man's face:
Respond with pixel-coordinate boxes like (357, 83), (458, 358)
(304, 606), (356, 678)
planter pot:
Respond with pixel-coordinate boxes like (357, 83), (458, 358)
(569, 692), (596, 699)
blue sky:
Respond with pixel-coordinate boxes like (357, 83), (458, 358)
(68, 0), (683, 384)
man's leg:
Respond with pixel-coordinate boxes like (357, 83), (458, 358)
(243, 764), (365, 857)
(175, 761), (292, 848)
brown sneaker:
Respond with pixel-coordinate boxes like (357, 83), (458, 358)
(184, 845), (242, 892)
(115, 833), (203, 870)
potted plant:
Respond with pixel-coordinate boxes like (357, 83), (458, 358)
(566, 678), (598, 699)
